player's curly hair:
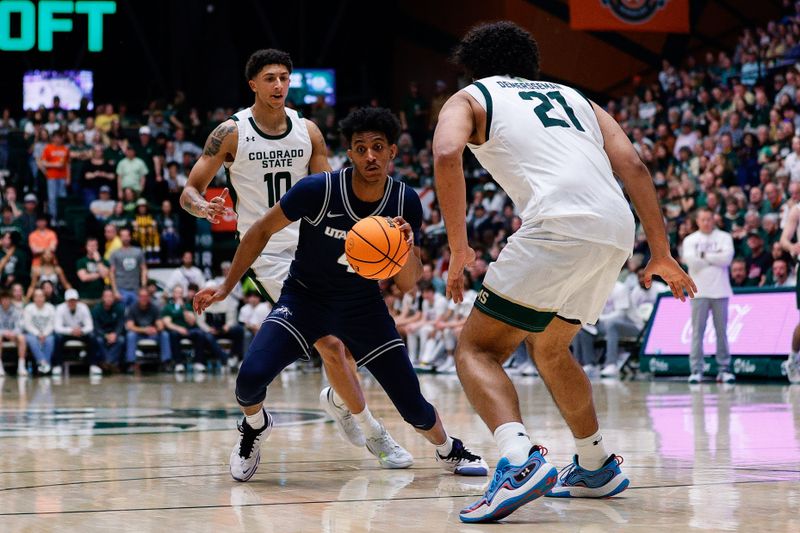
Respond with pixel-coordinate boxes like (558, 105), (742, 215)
(339, 107), (401, 146)
(245, 49), (293, 80)
(452, 21), (540, 81)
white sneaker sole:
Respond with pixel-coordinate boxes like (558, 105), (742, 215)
(546, 472), (629, 498)
(460, 460), (558, 522)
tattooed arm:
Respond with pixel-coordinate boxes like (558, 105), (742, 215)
(304, 119), (332, 174)
(180, 119), (238, 220)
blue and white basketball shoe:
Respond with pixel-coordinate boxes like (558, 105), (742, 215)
(459, 446), (558, 523)
(545, 454), (629, 498)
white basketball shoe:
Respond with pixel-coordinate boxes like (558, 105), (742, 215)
(230, 409), (273, 482)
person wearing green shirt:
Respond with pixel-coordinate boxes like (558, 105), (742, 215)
(76, 238), (110, 302)
(115, 145), (148, 196)
(161, 285), (225, 373)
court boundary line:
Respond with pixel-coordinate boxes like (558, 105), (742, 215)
(0, 477), (796, 515)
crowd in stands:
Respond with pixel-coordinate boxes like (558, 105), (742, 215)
(2, 5), (800, 379)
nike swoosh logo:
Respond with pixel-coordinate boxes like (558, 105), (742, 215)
(327, 212), (345, 218)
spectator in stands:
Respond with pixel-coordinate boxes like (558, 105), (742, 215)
(0, 232), (29, 289)
(164, 161), (187, 194)
(90, 185), (116, 222)
(400, 81), (428, 147)
(54, 289), (98, 375)
(10, 283), (25, 311)
(157, 200), (181, 264)
(76, 237), (109, 302)
(110, 227), (147, 308)
(730, 257), (757, 287)
(0, 206), (22, 241)
(161, 285), (225, 373)
(765, 258), (796, 287)
(238, 290), (271, 356)
(103, 223), (122, 260)
(116, 144), (148, 198)
(95, 103), (118, 133)
(429, 278), (476, 373)
(211, 261), (242, 301)
(91, 288), (125, 370)
(197, 280), (243, 365)
(3, 187), (22, 218)
(124, 287), (171, 369)
(23, 288), (56, 375)
(745, 231), (773, 284)
(15, 194), (39, 241)
(83, 145), (117, 207)
(172, 127), (201, 162)
(0, 289), (27, 377)
(682, 207), (736, 384)
(572, 281), (629, 376)
(405, 282), (448, 364)
(604, 267), (666, 379)
(28, 215), (57, 267)
(167, 251), (205, 290)
(108, 200), (131, 228)
(41, 130), (70, 222)
(28, 249), (71, 301)
(132, 199), (160, 264)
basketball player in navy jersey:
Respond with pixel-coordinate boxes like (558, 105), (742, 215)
(181, 49), (412, 469)
(194, 107), (488, 482)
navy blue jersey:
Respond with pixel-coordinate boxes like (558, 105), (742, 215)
(278, 167), (422, 300)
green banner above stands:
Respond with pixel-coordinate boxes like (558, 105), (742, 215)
(0, 1), (116, 52)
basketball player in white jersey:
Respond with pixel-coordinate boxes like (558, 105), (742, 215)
(780, 204), (800, 383)
(433, 22), (697, 522)
(181, 49), (413, 473)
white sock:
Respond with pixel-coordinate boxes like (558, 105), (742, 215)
(575, 430), (609, 471)
(245, 409), (265, 430)
(494, 422), (533, 466)
(435, 432), (454, 457)
(353, 406), (383, 439)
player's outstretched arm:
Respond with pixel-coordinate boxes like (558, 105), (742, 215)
(193, 203), (292, 314)
(181, 119), (238, 222)
(433, 93), (478, 303)
(592, 102), (697, 301)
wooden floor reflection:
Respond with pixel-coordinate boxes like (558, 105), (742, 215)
(1, 372), (799, 532)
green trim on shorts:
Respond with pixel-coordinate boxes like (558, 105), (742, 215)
(245, 268), (276, 305)
(474, 285), (556, 333)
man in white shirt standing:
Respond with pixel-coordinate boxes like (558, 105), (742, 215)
(681, 208), (735, 384)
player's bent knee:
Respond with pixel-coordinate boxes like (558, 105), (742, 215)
(400, 399), (436, 431)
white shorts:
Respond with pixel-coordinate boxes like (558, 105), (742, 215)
(477, 228), (630, 331)
(248, 248), (295, 303)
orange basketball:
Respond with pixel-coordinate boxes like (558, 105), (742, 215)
(345, 216), (410, 280)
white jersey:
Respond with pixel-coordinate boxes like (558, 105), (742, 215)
(225, 107), (311, 254)
(463, 76), (635, 251)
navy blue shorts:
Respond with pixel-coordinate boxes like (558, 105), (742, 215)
(235, 285), (436, 430)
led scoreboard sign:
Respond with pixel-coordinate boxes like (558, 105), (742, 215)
(0, 0), (116, 52)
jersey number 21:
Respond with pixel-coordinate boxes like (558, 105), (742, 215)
(518, 91), (585, 132)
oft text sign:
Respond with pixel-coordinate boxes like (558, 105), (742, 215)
(0, 0), (116, 52)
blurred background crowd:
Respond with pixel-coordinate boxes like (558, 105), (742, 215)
(1, 3), (800, 380)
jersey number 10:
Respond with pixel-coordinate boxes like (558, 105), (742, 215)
(518, 90), (585, 132)
(264, 171), (292, 207)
